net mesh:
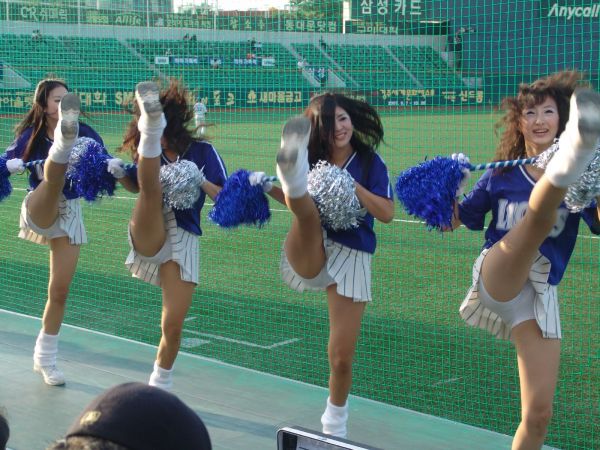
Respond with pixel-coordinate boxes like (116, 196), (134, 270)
(0, 1), (598, 448)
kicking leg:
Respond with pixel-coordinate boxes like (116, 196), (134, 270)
(481, 89), (600, 301)
(27, 93), (80, 229)
(129, 81), (168, 257)
(277, 116), (326, 278)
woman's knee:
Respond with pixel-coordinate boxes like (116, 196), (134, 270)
(161, 320), (184, 343)
(328, 349), (353, 376)
(523, 404), (553, 435)
(48, 283), (70, 304)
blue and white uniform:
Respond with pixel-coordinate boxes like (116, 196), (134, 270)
(2, 124), (104, 245)
(281, 151), (393, 302)
(125, 141), (227, 286)
(458, 166), (599, 339)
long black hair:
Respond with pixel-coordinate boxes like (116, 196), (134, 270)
(304, 92), (384, 167)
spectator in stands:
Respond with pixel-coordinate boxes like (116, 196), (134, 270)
(194, 98), (208, 135)
(45, 382), (211, 449)
(451, 32), (463, 70)
(1, 79), (105, 387)
(190, 34), (197, 42)
(183, 33), (189, 41)
(0, 409), (9, 450)
(107, 80), (227, 391)
(253, 93), (393, 438)
(297, 58), (307, 71)
(445, 71), (600, 449)
(165, 48), (172, 57)
(31, 29), (42, 42)
(319, 36), (327, 50)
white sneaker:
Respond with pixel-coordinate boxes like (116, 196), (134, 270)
(135, 81), (163, 120)
(566, 88), (600, 150)
(33, 363), (65, 386)
(276, 116), (311, 198)
(276, 116), (311, 174)
(148, 372), (173, 391)
(58, 93), (80, 141)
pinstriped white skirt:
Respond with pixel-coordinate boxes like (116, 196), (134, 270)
(459, 248), (560, 340)
(19, 192), (87, 245)
(280, 233), (372, 302)
(125, 207), (199, 286)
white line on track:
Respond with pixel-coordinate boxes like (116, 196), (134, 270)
(184, 329), (300, 349)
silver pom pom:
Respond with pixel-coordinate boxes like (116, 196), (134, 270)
(564, 150), (600, 212)
(533, 141), (559, 170)
(160, 160), (204, 210)
(534, 143), (600, 212)
(307, 160), (362, 231)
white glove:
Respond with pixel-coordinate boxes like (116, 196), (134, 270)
(451, 153), (471, 198)
(248, 171), (273, 193)
(6, 158), (24, 174)
(107, 158), (126, 179)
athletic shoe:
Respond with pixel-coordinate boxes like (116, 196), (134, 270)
(34, 363), (65, 386)
(58, 93), (80, 141)
(277, 116), (311, 174)
(148, 372), (173, 391)
(135, 81), (163, 120)
(567, 88), (600, 149)
(276, 116), (311, 198)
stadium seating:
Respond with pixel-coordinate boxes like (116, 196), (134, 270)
(0, 33), (465, 93)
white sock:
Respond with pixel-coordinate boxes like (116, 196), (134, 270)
(276, 157), (308, 198)
(48, 122), (77, 164)
(33, 330), (59, 367)
(546, 91), (600, 187)
(137, 113), (166, 159)
(321, 397), (348, 438)
(148, 361), (173, 390)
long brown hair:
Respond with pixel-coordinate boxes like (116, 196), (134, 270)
(120, 79), (197, 161)
(304, 92), (384, 166)
(494, 70), (589, 166)
(15, 78), (68, 162)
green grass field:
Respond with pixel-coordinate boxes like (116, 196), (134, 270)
(1, 111), (598, 449)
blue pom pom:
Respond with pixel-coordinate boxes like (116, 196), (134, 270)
(0, 157), (12, 202)
(209, 169), (271, 228)
(68, 138), (116, 202)
(395, 156), (464, 230)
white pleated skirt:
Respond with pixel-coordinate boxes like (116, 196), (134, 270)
(459, 248), (561, 340)
(280, 233), (372, 302)
(19, 192), (87, 245)
(125, 207), (199, 287)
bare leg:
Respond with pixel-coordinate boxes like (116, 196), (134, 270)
(321, 285), (366, 437)
(511, 320), (560, 450)
(148, 260), (195, 390)
(129, 81), (168, 257)
(481, 89), (600, 301)
(277, 117), (326, 278)
(28, 93), (80, 228)
(42, 237), (80, 334)
(326, 287), (366, 404)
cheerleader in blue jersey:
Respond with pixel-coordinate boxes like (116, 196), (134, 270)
(448, 71), (600, 449)
(2, 79), (104, 386)
(255, 93), (394, 437)
(110, 80), (227, 390)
